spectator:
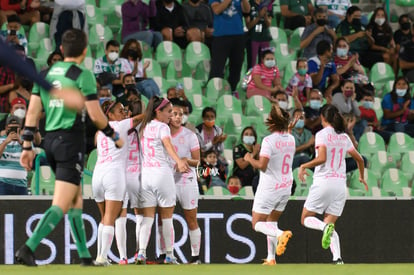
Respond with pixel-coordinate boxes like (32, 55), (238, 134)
(209, 0), (250, 93)
(399, 31), (414, 83)
(121, 0), (162, 50)
(307, 39), (339, 103)
(0, 96), (26, 132)
(245, 0), (272, 67)
(300, 7), (336, 59)
(280, 0), (314, 30)
(46, 51), (63, 68)
(315, 0), (351, 29)
(154, 0), (188, 49)
(331, 80), (366, 141)
(394, 14), (412, 52)
(291, 108), (314, 169)
(0, 0), (40, 26)
(304, 88), (323, 134)
(232, 126), (260, 187)
(381, 76), (414, 137)
(166, 84), (193, 114)
(0, 55), (16, 113)
(195, 106), (226, 156)
(285, 58), (312, 105)
(227, 175), (242, 195)
(182, 0), (214, 45)
(246, 47), (282, 100)
(94, 40), (131, 97)
(119, 39), (160, 99)
(0, 15), (28, 53)
(98, 86), (112, 105)
(0, 115), (27, 195)
(198, 148), (227, 189)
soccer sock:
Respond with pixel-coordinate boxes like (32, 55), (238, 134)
(115, 217), (127, 260)
(266, 236), (276, 260)
(26, 205), (63, 252)
(303, 216), (326, 231)
(254, 221), (277, 237)
(135, 215), (143, 251)
(162, 218), (175, 258)
(67, 208), (92, 259)
(100, 225), (114, 259)
(97, 223), (103, 259)
(330, 230), (341, 261)
(138, 217), (154, 257)
(274, 222), (284, 238)
(189, 228), (201, 257)
(157, 222), (166, 255)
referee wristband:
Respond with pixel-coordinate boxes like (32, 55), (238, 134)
(102, 123), (114, 138)
(22, 127), (36, 142)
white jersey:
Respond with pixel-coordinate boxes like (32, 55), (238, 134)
(141, 120), (173, 172)
(313, 126), (354, 183)
(259, 132), (296, 190)
(96, 119), (133, 168)
(126, 126), (141, 174)
(171, 126), (200, 183)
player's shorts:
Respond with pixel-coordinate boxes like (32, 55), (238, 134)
(122, 191), (129, 209)
(140, 169), (176, 208)
(252, 181), (291, 215)
(304, 180), (347, 217)
(175, 175), (199, 210)
(126, 172), (141, 209)
(92, 166), (126, 202)
(43, 130), (84, 185)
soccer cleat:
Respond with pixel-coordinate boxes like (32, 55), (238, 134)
(95, 256), (111, 266)
(164, 256), (180, 264)
(135, 254), (146, 265)
(155, 253), (166, 264)
(333, 258), (344, 265)
(322, 223), (335, 249)
(190, 256), (201, 264)
(80, 257), (105, 267)
(276, 230), (293, 256)
(119, 258), (128, 265)
(262, 259), (276, 266)
(15, 244), (37, 267)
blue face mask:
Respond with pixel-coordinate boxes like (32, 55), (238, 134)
(243, 135), (255, 145)
(336, 48), (348, 57)
(295, 119), (305, 129)
(309, 100), (321, 110)
(396, 89), (407, 97)
(99, 97), (111, 105)
(362, 101), (373, 109)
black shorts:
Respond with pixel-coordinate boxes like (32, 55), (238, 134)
(43, 130), (85, 185)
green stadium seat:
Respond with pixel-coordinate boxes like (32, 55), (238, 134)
(282, 60), (297, 88)
(373, 97), (383, 121)
(188, 94), (210, 115)
(83, 149), (97, 187)
(245, 95), (272, 117)
(153, 76), (169, 94)
(33, 38), (55, 70)
(387, 132), (414, 161)
(185, 41), (211, 69)
(194, 60), (211, 86)
(89, 24), (113, 50)
(106, 11), (122, 34)
(165, 60), (192, 85)
(155, 41), (182, 67)
(268, 26), (288, 48)
(205, 77), (232, 104)
(205, 186), (231, 196)
(182, 77), (202, 96)
(349, 169), (380, 197)
(138, 41), (152, 59)
(396, 0), (414, 6)
(400, 151), (414, 182)
(357, 132), (386, 159)
(289, 27), (305, 52)
(81, 56), (95, 71)
(222, 134), (238, 150)
(368, 150), (397, 179)
(85, 5), (104, 26)
(99, 0), (119, 15)
(216, 95), (243, 120)
(27, 22), (50, 56)
(274, 43), (297, 72)
(143, 58), (162, 78)
(32, 166), (56, 195)
(369, 62), (395, 92)
(223, 113), (250, 136)
(223, 149), (233, 167)
(237, 186), (254, 198)
(292, 168), (313, 197)
(380, 168), (410, 197)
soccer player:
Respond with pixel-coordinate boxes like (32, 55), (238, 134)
(244, 103), (295, 265)
(298, 104), (367, 264)
(135, 96), (189, 264)
(15, 29), (124, 267)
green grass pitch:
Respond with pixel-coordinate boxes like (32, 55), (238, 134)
(2, 264), (414, 275)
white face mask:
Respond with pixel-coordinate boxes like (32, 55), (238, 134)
(278, 100), (288, 110)
(13, 108), (26, 119)
(182, 114), (188, 124)
(264, 59), (276, 68)
(375, 18), (385, 26)
(396, 88), (407, 97)
(243, 135), (255, 145)
(108, 52), (119, 61)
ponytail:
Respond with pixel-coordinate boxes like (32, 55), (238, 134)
(320, 104), (345, 134)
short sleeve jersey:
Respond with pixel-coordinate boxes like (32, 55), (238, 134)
(210, 0), (244, 36)
(247, 64), (280, 90)
(259, 132), (295, 189)
(126, 125), (141, 174)
(93, 56), (131, 77)
(286, 72), (312, 103)
(313, 126), (354, 183)
(307, 56), (337, 90)
(32, 61), (96, 131)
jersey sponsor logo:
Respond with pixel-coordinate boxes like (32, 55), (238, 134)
(49, 99), (64, 108)
(274, 140), (295, 149)
(49, 68), (66, 76)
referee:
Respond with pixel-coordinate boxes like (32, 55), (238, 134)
(15, 29), (123, 267)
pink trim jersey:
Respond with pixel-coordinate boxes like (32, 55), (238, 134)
(126, 126), (141, 174)
(314, 126), (354, 183)
(259, 132), (295, 190)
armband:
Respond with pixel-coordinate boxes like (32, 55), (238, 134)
(22, 146), (33, 151)
(102, 123), (114, 137)
(22, 127), (36, 142)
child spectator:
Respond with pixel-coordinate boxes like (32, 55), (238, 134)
(199, 149), (227, 190)
(196, 107), (227, 156)
(285, 58), (312, 105)
(227, 175), (242, 195)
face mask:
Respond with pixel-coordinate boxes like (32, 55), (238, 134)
(344, 90), (353, 97)
(99, 97), (112, 105)
(401, 22), (411, 31)
(336, 48), (348, 57)
(362, 101), (373, 109)
(182, 114), (188, 124)
(297, 68), (307, 76)
(13, 108), (26, 119)
(204, 120), (215, 128)
(352, 18), (361, 27)
(108, 52), (119, 62)
(295, 119), (304, 129)
(125, 84), (136, 90)
(309, 99), (321, 110)
(264, 59), (276, 68)
(278, 100), (288, 110)
(396, 88), (407, 97)
(243, 135), (255, 145)
(127, 49), (138, 60)
(228, 185), (240, 195)
(316, 19), (327, 26)
(375, 18), (385, 26)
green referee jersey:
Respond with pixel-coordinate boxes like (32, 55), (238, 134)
(32, 61), (97, 132)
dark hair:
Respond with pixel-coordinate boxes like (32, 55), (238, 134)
(296, 57), (308, 69)
(266, 104), (290, 132)
(61, 29), (87, 58)
(120, 38), (143, 61)
(202, 106), (216, 118)
(391, 76), (411, 103)
(293, 108), (304, 116)
(259, 47), (275, 63)
(320, 104), (345, 134)
(334, 36), (349, 50)
(341, 79), (354, 88)
(240, 126), (258, 145)
(367, 7), (392, 34)
(105, 39), (120, 50)
(126, 87), (140, 99)
(47, 51), (64, 66)
(128, 100), (143, 116)
(398, 14), (410, 25)
(272, 90), (288, 101)
(101, 100), (118, 117)
(204, 148), (217, 158)
(313, 7), (326, 16)
(122, 73), (134, 83)
(139, 96), (171, 135)
(227, 175), (240, 182)
(169, 97), (189, 108)
(346, 6), (361, 18)
(316, 40), (331, 56)
(7, 14), (20, 23)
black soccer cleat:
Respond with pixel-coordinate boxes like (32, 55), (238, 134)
(80, 257), (107, 267)
(15, 244), (37, 267)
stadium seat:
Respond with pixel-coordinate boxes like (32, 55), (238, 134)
(27, 22), (50, 56)
(268, 26), (288, 48)
(85, 5), (104, 26)
(99, 0), (118, 15)
(223, 113), (250, 136)
(155, 41), (182, 67)
(83, 149), (97, 186)
(153, 76), (169, 94)
(387, 132), (414, 161)
(357, 132), (386, 159)
(368, 150), (397, 179)
(373, 97), (383, 121)
(81, 57), (95, 71)
(369, 62), (395, 92)
(33, 38), (55, 70)
(106, 11), (122, 34)
(245, 95), (272, 116)
(292, 168), (313, 197)
(396, 0), (414, 6)
(349, 169), (380, 197)
(216, 95), (243, 120)
(143, 58), (162, 78)
(274, 43), (297, 72)
(32, 166), (56, 195)
(223, 149), (233, 167)
(185, 41), (211, 69)
(194, 60), (211, 86)
(188, 94), (210, 115)
(182, 77), (202, 96)
(289, 27), (305, 52)
(380, 80), (394, 97)
(380, 168), (410, 197)
(205, 186), (231, 196)
(222, 135), (238, 150)
(400, 151), (414, 182)
(165, 60), (192, 85)
(205, 78), (232, 104)
(138, 41), (152, 59)
(237, 186), (254, 198)
(282, 60), (297, 88)
(88, 24), (113, 50)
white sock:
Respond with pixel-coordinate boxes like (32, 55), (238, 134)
(96, 223), (103, 260)
(330, 230), (341, 261)
(162, 218), (175, 257)
(157, 222), (166, 256)
(100, 225), (115, 260)
(266, 236), (276, 261)
(138, 217), (154, 257)
(189, 228), (201, 256)
(115, 217), (127, 260)
(274, 222), (284, 238)
(303, 216), (326, 231)
(135, 215), (143, 252)
(254, 221), (277, 237)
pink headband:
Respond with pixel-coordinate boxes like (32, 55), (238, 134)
(105, 101), (117, 115)
(155, 98), (170, 111)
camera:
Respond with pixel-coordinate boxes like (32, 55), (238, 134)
(6, 126), (18, 136)
(9, 30), (17, 36)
